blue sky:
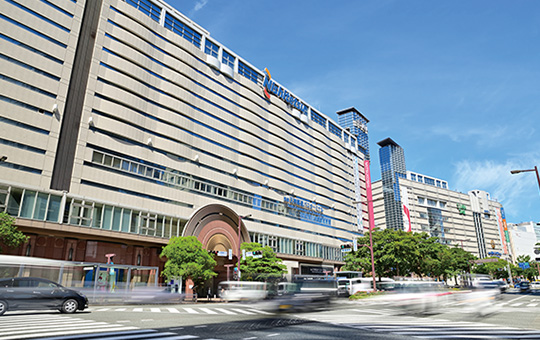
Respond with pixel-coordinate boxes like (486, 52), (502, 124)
(168, 0), (540, 224)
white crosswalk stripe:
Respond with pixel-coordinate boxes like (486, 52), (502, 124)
(230, 308), (255, 315)
(248, 308), (273, 315)
(0, 314), (138, 340)
(200, 307), (218, 314)
(88, 306), (274, 315)
(0, 314), (206, 340)
(213, 308), (237, 315)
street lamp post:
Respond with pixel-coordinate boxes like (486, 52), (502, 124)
(237, 214), (252, 281)
(510, 166), (540, 196)
(510, 166), (540, 282)
(353, 200), (377, 292)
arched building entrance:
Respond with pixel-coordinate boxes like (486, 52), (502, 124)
(183, 204), (250, 296)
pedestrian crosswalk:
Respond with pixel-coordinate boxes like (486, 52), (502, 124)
(88, 306), (274, 315)
(0, 314), (139, 340)
(0, 314), (217, 340)
(301, 313), (540, 339)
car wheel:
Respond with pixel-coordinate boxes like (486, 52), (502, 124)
(0, 300), (7, 316)
(60, 299), (79, 314)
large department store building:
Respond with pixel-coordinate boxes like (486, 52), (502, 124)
(0, 0), (370, 282)
(371, 139), (509, 259)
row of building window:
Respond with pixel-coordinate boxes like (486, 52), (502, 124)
(0, 182), (343, 262)
(0, 185), (185, 238)
(91, 150), (348, 231)
(250, 232), (343, 262)
(417, 197), (446, 209)
(410, 173), (448, 189)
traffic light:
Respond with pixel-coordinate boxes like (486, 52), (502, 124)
(253, 250), (262, 256)
(207, 250), (218, 256)
(340, 244), (352, 252)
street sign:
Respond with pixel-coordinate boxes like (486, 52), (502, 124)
(217, 251), (228, 257)
(469, 258), (498, 264)
(341, 248), (352, 253)
(228, 249), (232, 260)
(246, 251), (253, 257)
(518, 262), (530, 270)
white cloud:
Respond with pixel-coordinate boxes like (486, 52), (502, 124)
(452, 156), (540, 222)
(194, 0), (208, 12)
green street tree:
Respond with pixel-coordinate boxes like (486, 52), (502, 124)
(344, 229), (476, 281)
(160, 236), (217, 291)
(439, 246), (476, 282)
(473, 257), (511, 279)
(240, 242), (287, 282)
(0, 212), (28, 253)
(514, 255), (537, 281)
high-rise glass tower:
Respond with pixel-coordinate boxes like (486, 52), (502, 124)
(378, 138), (406, 230)
(337, 108), (370, 160)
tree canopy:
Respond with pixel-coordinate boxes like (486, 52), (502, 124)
(160, 236), (217, 290)
(343, 229), (476, 281)
(0, 212), (28, 253)
(240, 242), (287, 281)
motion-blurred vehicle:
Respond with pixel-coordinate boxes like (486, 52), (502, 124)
(0, 277), (88, 316)
(277, 282), (297, 296)
(379, 281), (452, 315)
(274, 276), (337, 312)
(473, 280), (507, 293)
(337, 278), (350, 297)
(349, 277), (395, 295)
(514, 281), (530, 292)
(218, 281), (268, 301)
(121, 286), (185, 304)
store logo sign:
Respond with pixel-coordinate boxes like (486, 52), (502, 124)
(263, 68), (308, 114)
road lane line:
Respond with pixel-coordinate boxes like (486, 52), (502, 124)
(167, 307), (181, 313)
(183, 308), (199, 314)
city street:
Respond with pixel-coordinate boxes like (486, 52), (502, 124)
(1, 292), (539, 340)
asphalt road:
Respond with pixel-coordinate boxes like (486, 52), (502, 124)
(2, 291), (539, 340)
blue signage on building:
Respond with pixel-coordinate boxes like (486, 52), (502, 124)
(283, 196), (330, 226)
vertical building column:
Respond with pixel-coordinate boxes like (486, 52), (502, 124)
(50, 0), (104, 191)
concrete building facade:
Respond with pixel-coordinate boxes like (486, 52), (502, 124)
(507, 222), (538, 263)
(372, 139), (508, 259)
(0, 0), (367, 283)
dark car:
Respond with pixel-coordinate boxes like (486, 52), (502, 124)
(515, 281), (530, 292)
(274, 277), (337, 312)
(0, 277), (88, 316)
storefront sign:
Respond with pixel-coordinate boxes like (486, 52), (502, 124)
(263, 68), (308, 114)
